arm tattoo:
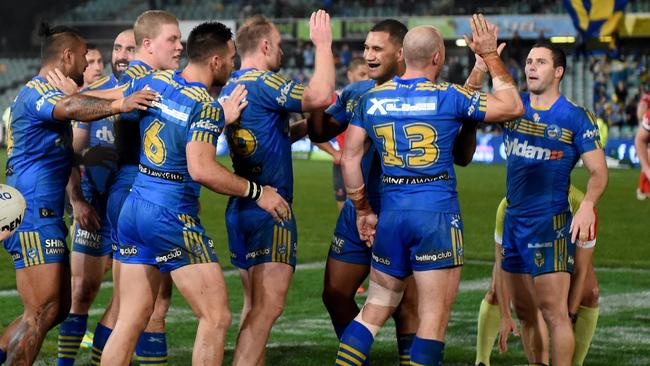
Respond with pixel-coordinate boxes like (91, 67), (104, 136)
(62, 94), (116, 121)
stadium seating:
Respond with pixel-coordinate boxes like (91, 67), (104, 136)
(0, 58), (41, 113)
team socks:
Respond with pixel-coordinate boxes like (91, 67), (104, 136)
(57, 313), (88, 365)
(135, 331), (168, 365)
(397, 332), (415, 365)
(572, 306), (599, 366)
(90, 322), (113, 365)
(409, 336), (445, 366)
(335, 320), (373, 366)
(475, 299), (501, 365)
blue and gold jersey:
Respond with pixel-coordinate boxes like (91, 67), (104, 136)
(115, 60), (154, 167)
(351, 76), (487, 212)
(504, 93), (602, 216)
(6, 76), (71, 217)
(123, 69), (220, 214)
(75, 73), (119, 195)
(220, 68), (305, 203)
(326, 79), (383, 210)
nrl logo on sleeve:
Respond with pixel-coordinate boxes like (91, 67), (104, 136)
(367, 97), (437, 116)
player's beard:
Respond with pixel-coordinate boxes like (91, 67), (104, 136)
(112, 58), (129, 79)
(71, 71), (84, 86)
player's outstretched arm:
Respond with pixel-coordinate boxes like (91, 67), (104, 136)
(307, 110), (346, 142)
(52, 90), (157, 122)
(464, 14), (524, 122)
(290, 118), (308, 142)
(315, 141), (342, 163)
(570, 149), (608, 243)
(46, 68), (126, 100)
(635, 120), (650, 180)
(187, 141), (291, 222)
(301, 10), (336, 111)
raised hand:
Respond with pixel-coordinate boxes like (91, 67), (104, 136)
(221, 84), (248, 125)
(257, 186), (292, 223)
(309, 9), (332, 49)
(46, 68), (79, 95)
(464, 14), (499, 56)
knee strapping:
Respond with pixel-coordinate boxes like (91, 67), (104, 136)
(366, 280), (404, 308)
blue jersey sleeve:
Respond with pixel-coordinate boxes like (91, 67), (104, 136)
(349, 95), (366, 129)
(120, 73), (151, 121)
(29, 84), (65, 122)
(258, 72), (304, 113)
(186, 102), (223, 147)
(573, 108), (602, 154)
(449, 84), (487, 121)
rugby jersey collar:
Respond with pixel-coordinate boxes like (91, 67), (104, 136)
(174, 69), (208, 90)
(232, 67), (257, 78)
(128, 59), (153, 70)
(529, 94), (565, 112)
(392, 76), (429, 85)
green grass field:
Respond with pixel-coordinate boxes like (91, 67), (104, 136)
(1, 148), (650, 365)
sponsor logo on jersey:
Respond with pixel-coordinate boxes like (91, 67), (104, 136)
(95, 125), (115, 144)
(367, 97), (437, 116)
(45, 239), (66, 255)
(504, 137), (564, 160)
(372, 253), (391, 266)
(330, 235), (344, 254)
(582, 128), (599, 140)
(276, 82), (293, 106)
(11, 252), (21, 261)
(246, 248), (271, 260)
(527, 242), (553, 248)
(545, 124), (562, 140)
(190, 120), (220, 134)
(119, 245), (138, 257)
(414, 250), (453, 263)
(155, 248), (183, 263)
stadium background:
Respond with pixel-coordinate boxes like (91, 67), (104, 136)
(0, 0), (650, 364)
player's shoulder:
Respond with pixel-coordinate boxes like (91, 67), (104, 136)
(85, 75), (116, 91)
(368, 79), (398, 93)
(560, 96), (597, 126)
(123, 62), (153, 80)
(24, 76), (59, 97)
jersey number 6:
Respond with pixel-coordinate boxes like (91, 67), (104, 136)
(144, 119), (167, 166)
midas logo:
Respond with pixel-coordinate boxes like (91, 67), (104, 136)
(504, 137), (563, 160)
(190, 120), (220, 133)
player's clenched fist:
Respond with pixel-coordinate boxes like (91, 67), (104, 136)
(464, 14), (498, 57)
(256, 186), (292, 223)
(309, 9), (332, 48)
(221, 84), (248, 125)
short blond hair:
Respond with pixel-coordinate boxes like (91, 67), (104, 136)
(236, 15), (275, 56)
(133, 10), (178, 46)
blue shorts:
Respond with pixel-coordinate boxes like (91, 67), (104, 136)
(371, 210), (464, 278)
(502, 210), (575, 277)
(4, 224), (69, 269)
(72, 184), (112, 257)
(226, 198), (297, 270)
(106, 165), (137, 259)
(116, 192), (217, 272)
(328, 200), (371, 265)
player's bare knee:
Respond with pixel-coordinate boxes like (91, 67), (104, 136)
(200, 308), (232, 333)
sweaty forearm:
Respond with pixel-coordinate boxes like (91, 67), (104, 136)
(55, 94), (121, 122)
(583, 167), (608, 206)
(464, 66), (487, 91)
